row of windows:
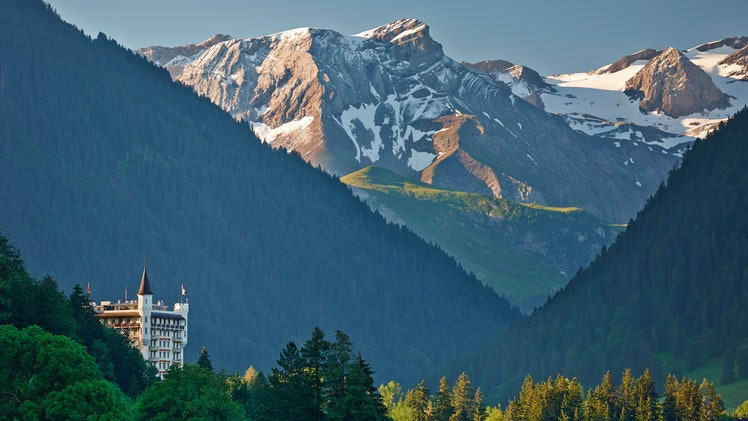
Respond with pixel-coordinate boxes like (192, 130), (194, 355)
(151, 328), (182, 339)
(155, 359), (182, 371)
(149, 339), (182, 349)
(146, 316), (183, 326)
(151, 350), (172, 359)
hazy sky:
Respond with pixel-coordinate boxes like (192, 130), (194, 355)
(45, 0), (747, 75)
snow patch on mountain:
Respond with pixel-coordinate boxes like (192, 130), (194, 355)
(253, 116), (315, 144)
(408, 149), (436, 171)
(338, 102), (383, 163)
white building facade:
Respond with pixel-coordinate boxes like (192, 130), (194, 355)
(94, 266), (189, 379)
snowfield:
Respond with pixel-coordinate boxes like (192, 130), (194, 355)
(536, 43), (748, 150)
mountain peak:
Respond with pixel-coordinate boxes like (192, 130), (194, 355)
(355, 18), (430, 44)
(624, 46), (730, 117)
(198, 34), (232, 47)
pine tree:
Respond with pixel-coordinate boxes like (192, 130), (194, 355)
(616, 368), (636, 421)
(325, 330), (355, 420)
(197, 346), (214, 372)
(405, 380), (431, 421)
(698, 378), (724, 421)
(342, 354), (388, 421)
(267, 341), (316, 420)
(662, 374), (678, 421)
(634, 369), (658, 421)
(433, 376), (454, 421)
(301, 326), (329, 421)
(450, 372), (473, 421)
(472, 387), (485, 421)
(585, 371), (615, 421)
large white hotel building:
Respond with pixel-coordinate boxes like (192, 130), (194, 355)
(94, 265), (189, 379)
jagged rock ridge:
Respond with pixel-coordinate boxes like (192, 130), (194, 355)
(591, 48), (661, 75)
(720, 44), (748, 80)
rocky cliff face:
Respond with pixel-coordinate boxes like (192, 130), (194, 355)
(624, 47), (730, 117)
(139, 20), (682, 222)
(720, 44), (748, 80)
(463, 61), (554, 109)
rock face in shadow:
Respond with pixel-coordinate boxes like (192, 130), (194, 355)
(625, 47), (730, 117)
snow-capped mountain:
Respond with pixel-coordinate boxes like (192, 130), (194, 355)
(487, 37), (748, 149)
(138, 22), (746, 223)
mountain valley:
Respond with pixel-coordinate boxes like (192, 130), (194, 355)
(140, 24), (748, 307)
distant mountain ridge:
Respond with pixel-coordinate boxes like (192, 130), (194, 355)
(501, 36), (748, 146)
(138, 19), (681, 224)
(138, 21), (747, 310)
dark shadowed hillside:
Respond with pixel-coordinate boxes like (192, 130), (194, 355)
(0, 0), (519, 384)
(457, 107), (748, 402)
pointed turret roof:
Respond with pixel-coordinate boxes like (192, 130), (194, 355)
(138, 264), (153, 295)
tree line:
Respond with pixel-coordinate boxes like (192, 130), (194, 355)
(3, 233), (748, 419)
(378, 369), (729, 421)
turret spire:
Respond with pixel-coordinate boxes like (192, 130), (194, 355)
(137, 263), (153, 295)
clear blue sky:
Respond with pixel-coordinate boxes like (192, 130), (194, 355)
(45, 0), (747, 75)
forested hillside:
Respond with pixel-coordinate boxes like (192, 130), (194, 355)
(0, 0), (519, 383)
(457, 107), (748, 402)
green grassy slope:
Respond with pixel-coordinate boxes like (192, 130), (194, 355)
(342, 166), (615, 310)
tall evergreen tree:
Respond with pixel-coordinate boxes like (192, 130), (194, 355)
(405, 380), (431, 421)
(662, 374), (678, 421)
(197, 346), (214, 372)
(341, 354), (388, 421)
(450, 372), (473, 421)
(616, 368), (636, 421)
(472, 387), (485, 421)
(585, 371), (615, 421)
(698, 379), (724, 421)
(267, 341), (316, 420)
(634, 369), (658, 421)
(433, 376), (454, 421)
(302, 326), (329, 421)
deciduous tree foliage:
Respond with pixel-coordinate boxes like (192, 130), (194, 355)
(0, 234), (155, 398)
(132, 364), (244, 420)
(0, 325), (129, 420)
